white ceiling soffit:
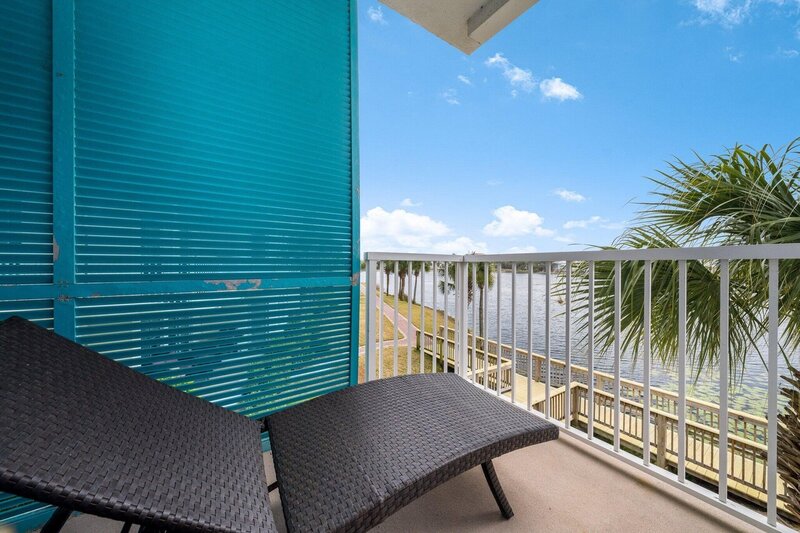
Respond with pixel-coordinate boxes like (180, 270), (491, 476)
(379, 0), (539, 55)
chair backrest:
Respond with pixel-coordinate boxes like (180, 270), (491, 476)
(0, 316), (277, 533)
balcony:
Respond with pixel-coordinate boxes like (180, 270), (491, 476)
(359, 244), (800, 532)
(57, 437), (751, 533)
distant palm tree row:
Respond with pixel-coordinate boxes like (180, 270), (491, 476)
(371, 259), (497, 337)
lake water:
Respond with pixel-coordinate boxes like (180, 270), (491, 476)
(383, 270), (795, 417)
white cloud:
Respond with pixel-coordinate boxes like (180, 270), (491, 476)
(539, 77), (583, 101)
(400, 198), (421, 207)
(505, 245), (538, 253)
(554, 235), (577, 244)
(690, 0), (800, 28)
(457, 75), (472, 86)
(726, 46), (744, 62)
(486, 52), (582, 101)
(563, 216), (605, 230)
(600, 220), (628, 230)
(486, 179), (503, 187)
(563, 216), (628, 231)
(778, 46), (800, 57)
(483, 205), (554, 237)
(441, 88), (460, 105)
(553, 188), (586, 202)
(433, 237), (488, 255)
(361, 207), (485, 254)
(692, 0), (752, 26)
(367, 6), (387, 25)
(485, 53), (537, 93)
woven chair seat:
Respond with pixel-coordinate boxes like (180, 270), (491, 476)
(267, 373), (559, 533)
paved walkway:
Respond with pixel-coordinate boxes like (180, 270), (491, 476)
(359, 285), (419, 357)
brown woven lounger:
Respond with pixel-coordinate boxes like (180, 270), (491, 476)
(0, 316), (558, 532)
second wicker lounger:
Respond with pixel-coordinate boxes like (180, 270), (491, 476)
(267, 373), (559, 533)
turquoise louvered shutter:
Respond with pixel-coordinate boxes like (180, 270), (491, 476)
(0, 1), (359, 529)
(0, 1), (56, 528)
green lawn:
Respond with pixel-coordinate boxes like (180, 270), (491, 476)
(357, 346), (444, 383)
(379, 292), (455, 336)
(358, 292), (397, 347)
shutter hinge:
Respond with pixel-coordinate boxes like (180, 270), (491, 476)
(351, 273), (360, 286)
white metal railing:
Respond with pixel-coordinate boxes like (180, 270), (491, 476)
(363, 244), (800, 532)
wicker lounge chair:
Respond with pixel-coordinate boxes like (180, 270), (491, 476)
(0, 316), (559, 532)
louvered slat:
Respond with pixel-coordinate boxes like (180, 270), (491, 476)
(75, 286), (353, 420)
(0, 1), (53, 286)
(1, 0), (356, 528)
(73, 0), (353, 283)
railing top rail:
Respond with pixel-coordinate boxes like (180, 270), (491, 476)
(365, 243), (800, 263)
(464, 243), (800, 262)
(364, 252), (462, 262)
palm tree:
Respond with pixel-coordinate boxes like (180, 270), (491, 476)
(381, 260), (394, 295)
(436, 258), (496, 337)
(571, 138), (800, 374)
(569, 138), (800, 523)
(410, 261), (429, 304)
(397, 261), (409, 300)
(475, 262), (497, 337)
(778, 364), (800, 526)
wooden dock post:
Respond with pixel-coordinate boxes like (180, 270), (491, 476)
(656, 412), (667, 468)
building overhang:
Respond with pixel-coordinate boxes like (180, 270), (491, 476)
(379, 0), (539, 54)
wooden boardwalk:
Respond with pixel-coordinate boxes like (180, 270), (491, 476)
(417, 327), (786, 518)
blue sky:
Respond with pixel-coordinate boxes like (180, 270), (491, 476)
(358, 0), (800, 255)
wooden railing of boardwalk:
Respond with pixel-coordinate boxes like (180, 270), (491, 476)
(417, 327), (785, 513)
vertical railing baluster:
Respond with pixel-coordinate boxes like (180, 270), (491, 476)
(432, 262), (438, 374)
(511, 263), (517, 404)
(393, 261), (399, 377)
(471, 263), (477, 383)
(483, 262), (489, 390)
(719, 259), (729, 501)
(496, 263), (502, 396)
(588, 261), (595, 439)
(454, 262), (461, 376)
(443, 261), (449, 373)
(767, 259), (778, 526)
(378, 260), (384, 379)
(614, 260), (621, 452)
(527, 263), (533, 411)
(678, 259), (687, 482)
(420, 262), (426, 373)
(459, 261), (469, 378)
(365, 259), (377, 382)
(643, 260), (652, 465)
(565, 261), (572, 428)
(545, 262), (552, 418)
(454, 262), (459, 376)
(407, 260), (413, 375)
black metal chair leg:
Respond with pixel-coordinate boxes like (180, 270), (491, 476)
(481, 460), (514, 519)
(120, 521), (132, 533)
(40, 507), (72, 533)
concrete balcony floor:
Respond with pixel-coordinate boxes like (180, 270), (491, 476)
(59, 436), (758, 533)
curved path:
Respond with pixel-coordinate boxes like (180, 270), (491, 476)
(359, 284), (419, 356)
